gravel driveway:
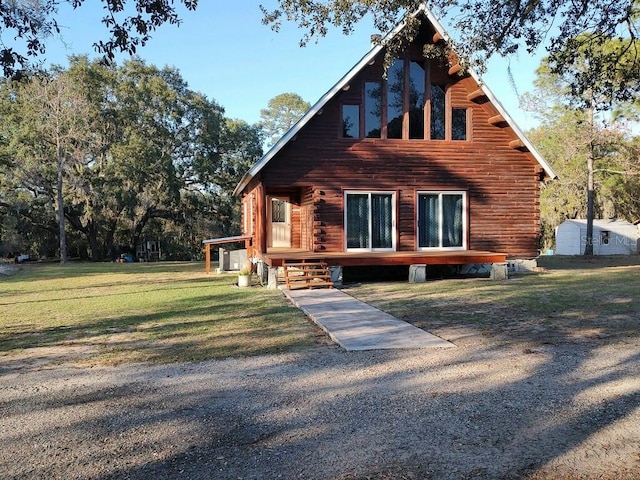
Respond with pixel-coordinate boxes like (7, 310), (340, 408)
(1, 335), (638, 480)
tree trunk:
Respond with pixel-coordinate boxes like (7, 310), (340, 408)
(88, 222), (101, 262)
(131, 212), (150, 259)
(584, 154), (595, 255)
(584, 105), (595, 256)
(104, 219), (118, 261)
(56, 150), (68, 264)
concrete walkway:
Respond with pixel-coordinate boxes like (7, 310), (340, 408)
(283, 288), (455, 351)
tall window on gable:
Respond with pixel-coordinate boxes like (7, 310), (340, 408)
(417, 192), (466, 249)
(346, 61), (468, 141)
(430, 84), (446, 140)
(387, 60), (404, 139)
(409, 61), (426, 139)
(342, 104), (360, 138)
(365, 81), (382, 138)
(452, 108), (467, 140)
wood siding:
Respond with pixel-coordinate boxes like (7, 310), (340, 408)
(300, 187), (314, 251)
(241, 182), (266, 254)
(246, 27), (544, 258)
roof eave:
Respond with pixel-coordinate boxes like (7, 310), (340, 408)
(468, 68), (557, 180)
(234, 2), (556, 197)
(233, 7), (427, 197)
(423, 8), (557, 180)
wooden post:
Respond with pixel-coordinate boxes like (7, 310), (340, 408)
(205, 243), (211, 274)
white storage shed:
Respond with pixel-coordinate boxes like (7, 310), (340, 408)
(555, 219), (639, 255)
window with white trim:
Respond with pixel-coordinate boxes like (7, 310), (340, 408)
(243, 200), (248, 235)
(249, 194), (254, 235)
(345, 191), (396, 251)
(417, 191), (467, 249)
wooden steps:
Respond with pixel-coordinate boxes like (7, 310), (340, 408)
(282, 260), (333, 290)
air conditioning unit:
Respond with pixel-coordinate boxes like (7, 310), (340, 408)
(219, 248), (248, 271)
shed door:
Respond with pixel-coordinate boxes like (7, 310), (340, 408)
(268, 196), (291, 248)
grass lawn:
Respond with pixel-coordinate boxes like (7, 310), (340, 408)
(346, 256), (640, 347)
(0, 262), (316, 366)
(2, 256), (638, 367)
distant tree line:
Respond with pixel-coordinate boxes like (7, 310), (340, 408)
(0, 56), (263, 262)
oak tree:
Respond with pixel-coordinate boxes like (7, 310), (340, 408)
(261, 0), (640, 104)
(0, 0), (198, 77)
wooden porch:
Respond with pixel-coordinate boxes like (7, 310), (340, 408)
(261, 248), (507, 268)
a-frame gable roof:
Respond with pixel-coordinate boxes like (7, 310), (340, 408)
(233, 4), (556, 197)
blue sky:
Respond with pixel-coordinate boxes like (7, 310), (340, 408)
(44, 1), (544, 130)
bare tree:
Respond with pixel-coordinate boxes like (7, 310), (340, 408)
(12, 71), (92, 263)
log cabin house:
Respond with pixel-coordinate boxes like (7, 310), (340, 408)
(232, 5), (556, 288)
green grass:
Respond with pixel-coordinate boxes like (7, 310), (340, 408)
(0, 262), (315, 365)
(347, 256), (640, 346)
(2, 256), (638, 366)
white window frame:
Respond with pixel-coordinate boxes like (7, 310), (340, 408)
(344, 190), (397, 252)
(243, 195), (255, 236)
(243, 200), (248, 235)
(249, 194), (254, 235)
(416, 191), (467, 251)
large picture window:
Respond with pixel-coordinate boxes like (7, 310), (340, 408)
(345, 192), (395, 251)
(342, 60), (470, 140)
(417, 192), (466, 249)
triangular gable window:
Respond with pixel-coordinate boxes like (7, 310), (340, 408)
(341, 59), (468, 141)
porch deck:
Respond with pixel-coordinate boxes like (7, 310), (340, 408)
(261, 249), (507, 267)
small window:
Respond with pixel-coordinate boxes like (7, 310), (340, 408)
(342, 104), (360, 138)
(430, 84), (445, 140)
(243, 201), (248, 234)
(452, 108), (467, 140)
(271, 198), (287, 223)
(601, 230), (610, 245)
(365, 81), (382, 138)
(249, 195), (254, 235)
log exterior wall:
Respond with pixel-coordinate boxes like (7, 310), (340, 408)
(300, 187), (314, 251)
(242, 25), (545, 259)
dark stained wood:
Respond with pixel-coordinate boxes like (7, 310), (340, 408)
(238, 20), (546, 261)
(300, 187), (314, 251)
(509, 139), (526, 149)
(488, 114), (506, 126)
(467, 88), (487, 102)
(282, 260), (333, 290)
(448, 64), (462, 76)
(262, 249), (507, 268)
